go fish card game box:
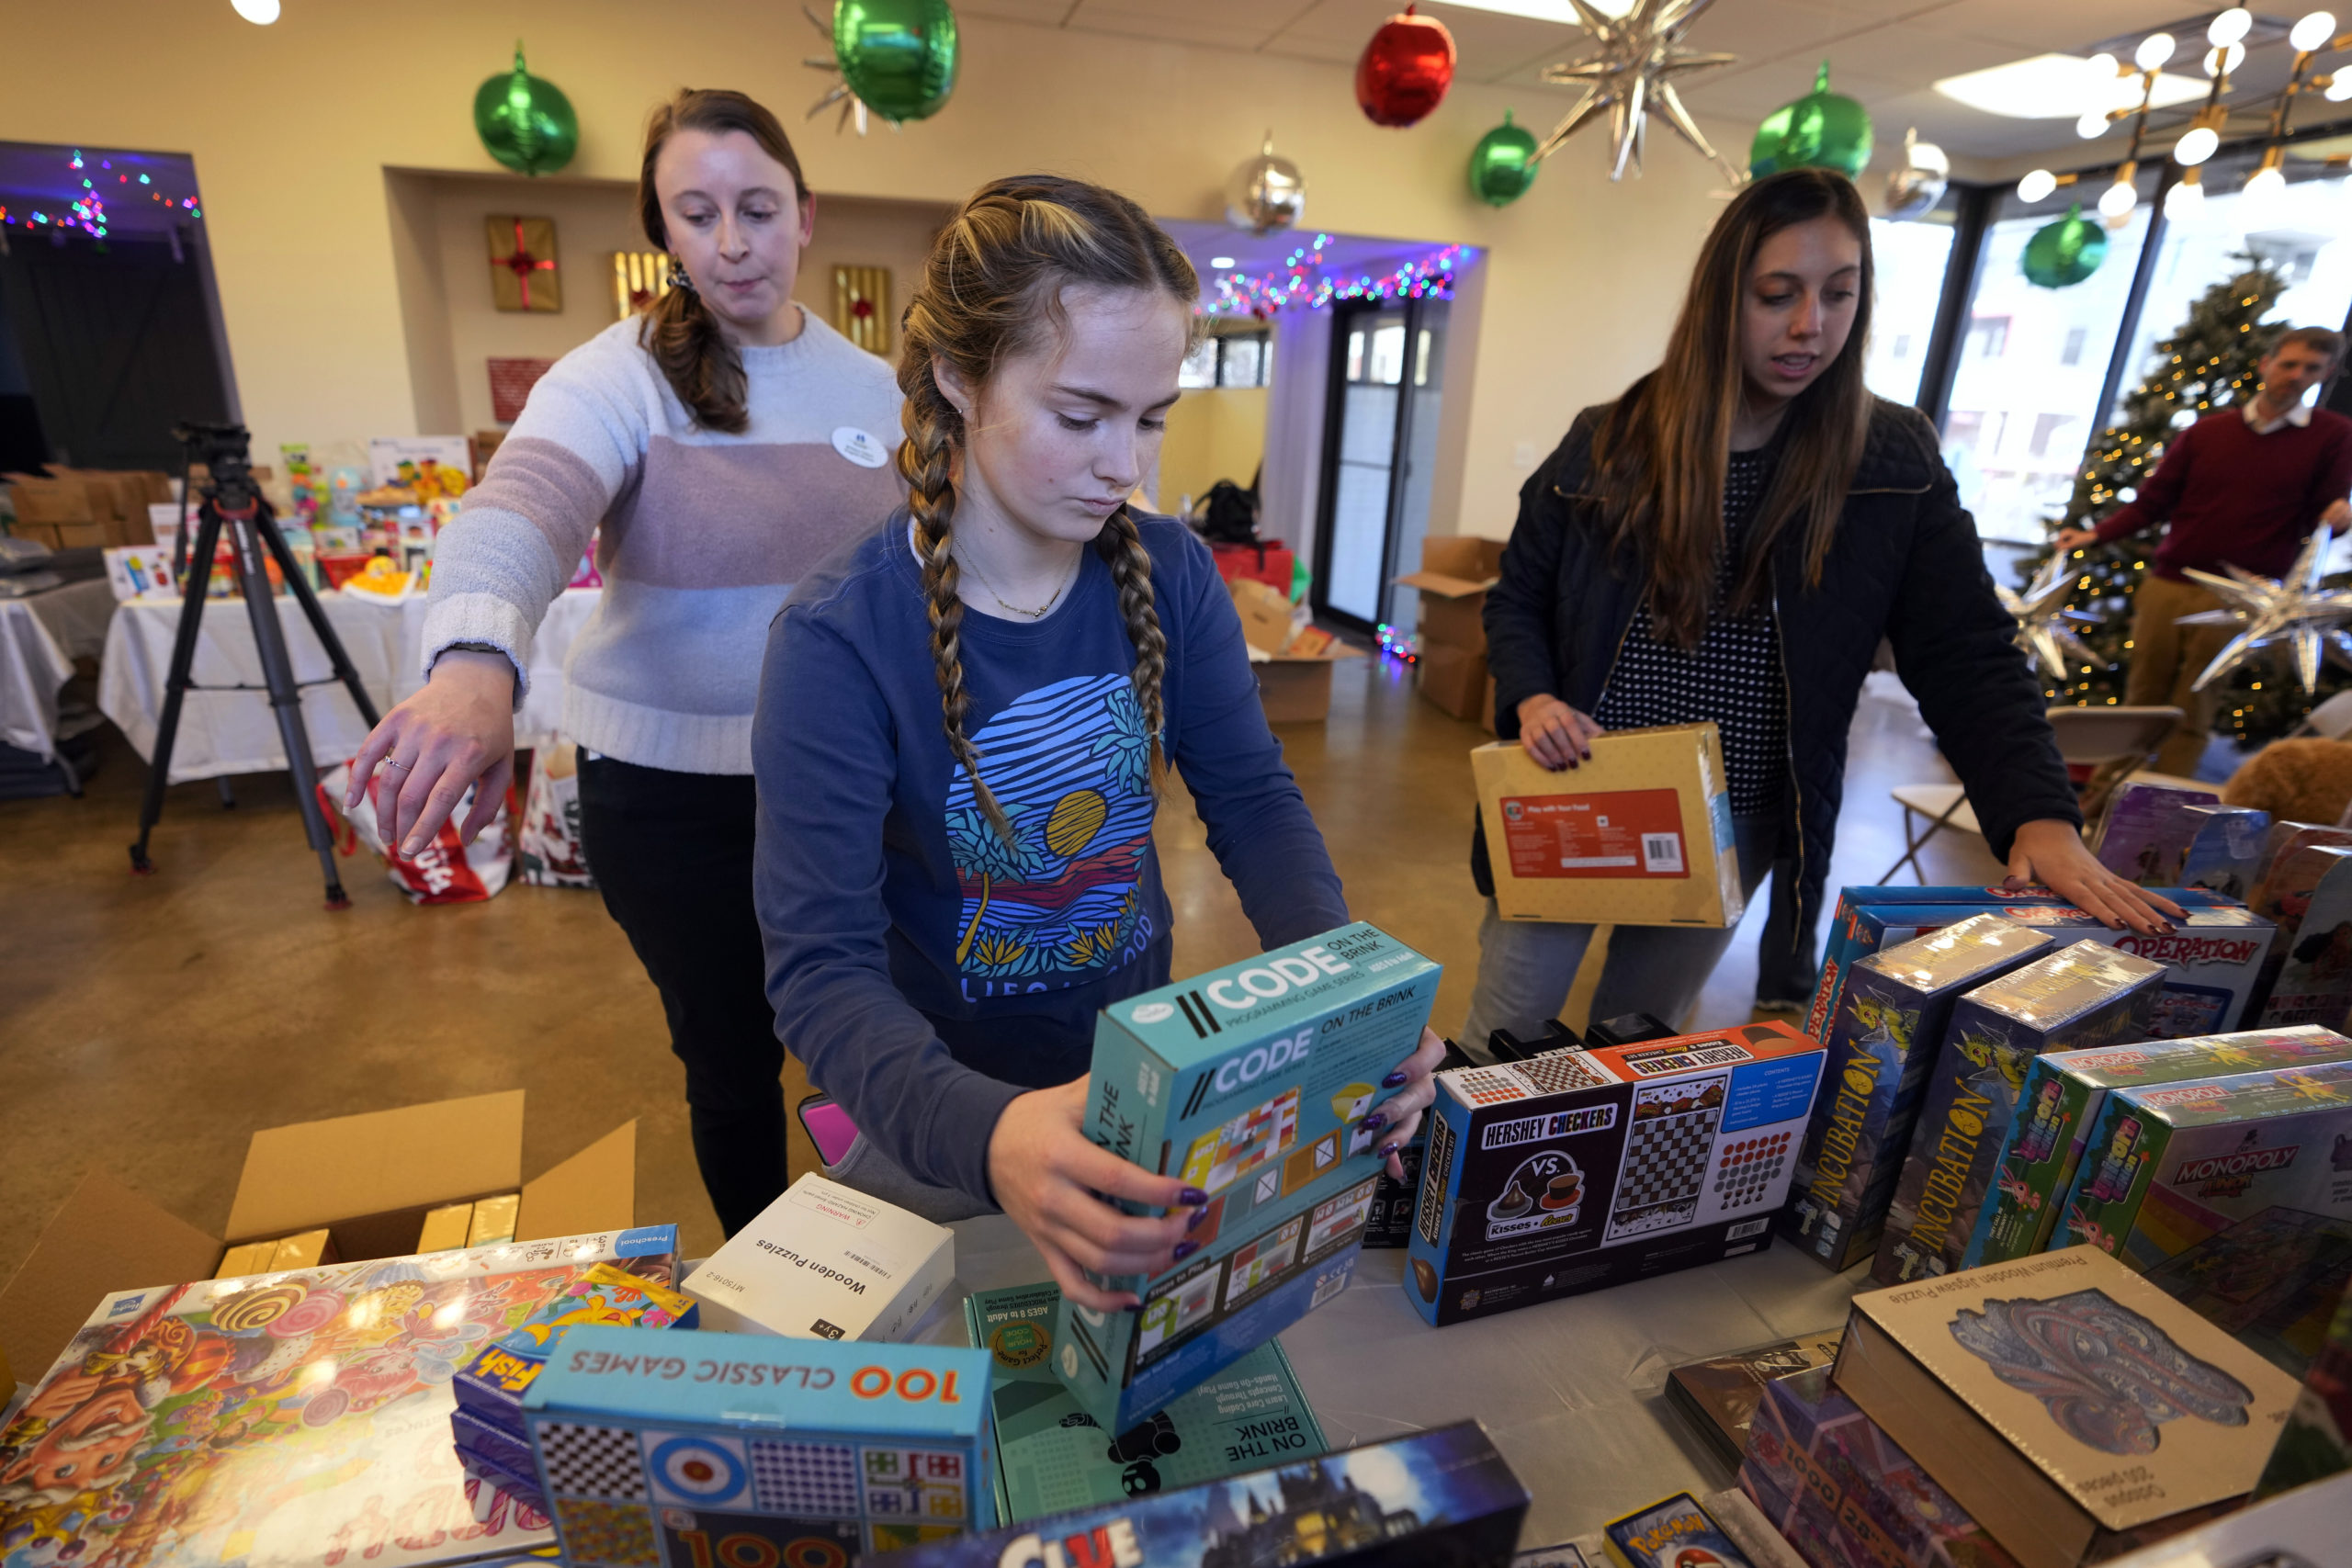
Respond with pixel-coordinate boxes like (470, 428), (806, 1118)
(523, 1325), (996, 1564)
(1405, 1021), (1826, 1327)
(2057, 1057), (2352, 1272)
(1784, 915), (2053, 1271)
(1963, 1026), (2352, 1269)
(455, 1260), (700, 1439)
(1871, 942), (2166, 1286)
(1059, 922), (1440, 1430)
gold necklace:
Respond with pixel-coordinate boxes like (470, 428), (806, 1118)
(956, 546), (1080, 620)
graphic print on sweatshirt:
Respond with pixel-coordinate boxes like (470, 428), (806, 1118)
(948, 671), (1158, 996)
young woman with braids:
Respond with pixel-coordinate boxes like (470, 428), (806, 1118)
(753, 175), (1445, 1307)
(346, 90), (904, 1237)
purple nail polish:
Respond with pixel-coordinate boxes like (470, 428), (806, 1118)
(1179, 1187), (1209, 1207)
(1362, 1113), (1387, 1132)
(1188, 1205), (1212, 1231)
(1379, 1140), (1403, 1156)
(1381, 1071), (1408, 1089)
(1172, 1240), (1200, 1261)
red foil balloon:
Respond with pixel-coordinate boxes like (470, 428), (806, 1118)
(1356, 6), (1456, 128)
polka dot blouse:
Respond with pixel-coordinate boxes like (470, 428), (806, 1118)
(1592, 447), (1788, 817)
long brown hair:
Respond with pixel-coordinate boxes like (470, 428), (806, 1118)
(896, 175), (1198, 842)
(1592, 167), (1874, 648)
(635, 88), (808, 434)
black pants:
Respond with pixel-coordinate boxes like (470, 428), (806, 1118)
(577, 753), (786, 1237)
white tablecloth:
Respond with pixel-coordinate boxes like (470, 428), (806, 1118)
(99, 588), (600, 784)
(0, 598), (75, 759)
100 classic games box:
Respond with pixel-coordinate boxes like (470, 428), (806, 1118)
(1058, 922), (1441, 1430)
(1404, 1021), (1826, 1326)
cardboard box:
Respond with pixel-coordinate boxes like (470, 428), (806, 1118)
(525, 1325), (997, 1558)
(0, 1089), (640, 1383)
(1417, 642), (1489, 721)
(420, 1201), (477, 1253)
(860, 1421), (1529, 1568)
(1474, 726), (1744, 928)
(1834, 1247), (2300, 1568)
(1785, 915), (2054, 1270)
(1233, 577), (1363, 725)
(2058, 1058), (2352, 1271)
(2095, 782), (2221, 882)
(1394, 536), (1504, 657)
(1406, 1021), (1826, 1327)
(685, 1174), (955, 1343)
(1057, 922), (1440, 1430)
(2176, 806), (2270, 901)
(1873, 942), (2167, 1285)
(453, 1258), (699, 1439)
(2248, 842), (2352, 1030)
(1966, 1027), (2352, 1269)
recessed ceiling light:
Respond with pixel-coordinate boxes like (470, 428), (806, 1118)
(1210, 256), (1236, 269)
(1423, 0), (1639, 23)
(1935, 53), (2206, 119)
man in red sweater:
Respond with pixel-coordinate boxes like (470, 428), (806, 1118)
(2055, 326), (2352, 775)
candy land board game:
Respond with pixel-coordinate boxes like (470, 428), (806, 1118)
(2247, 843), (2352, 1031)
(0, 1224), (680, 1568)
(857, 1420), (1528, 1568)
(1058, 922), (1440, 1430)
(1601, 1491), (1754, 1568)
(1784, 915), (2053, 1270)
(961, 1281), (1323, 1523)
(2141, 1206), (2352, 1378)
(523, 1325), (995, 1563)
(2058, 1058), (2352, 1272)
(1964, 1027), (2352, 1269)
(1873, 942), (2166, 1285)
(1407, 1021), (1826, 1327)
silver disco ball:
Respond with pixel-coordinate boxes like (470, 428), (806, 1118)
(1225, 135), (1306, 235)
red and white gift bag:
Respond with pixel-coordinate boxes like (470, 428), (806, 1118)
(318, 761), (514, 905)
(516, 741), (594, 888)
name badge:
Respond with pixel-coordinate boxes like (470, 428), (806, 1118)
(831, 426), (889, 469)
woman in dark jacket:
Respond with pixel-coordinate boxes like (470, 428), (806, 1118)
(1463, 168), (2177, 1054)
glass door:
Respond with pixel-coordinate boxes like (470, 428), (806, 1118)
(1314, 298), (1446, 632)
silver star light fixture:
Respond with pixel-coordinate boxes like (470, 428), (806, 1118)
(2178, 530), (2352, 692)
(1532, 0), (1741, 183)
(2002, 553), (2106, 682)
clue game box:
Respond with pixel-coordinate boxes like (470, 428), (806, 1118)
(1059, 922), (1440, 1430)
(1406, 1021), (1826, 1327)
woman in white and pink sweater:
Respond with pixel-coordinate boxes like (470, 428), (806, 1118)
(349, 89), (902, 1236)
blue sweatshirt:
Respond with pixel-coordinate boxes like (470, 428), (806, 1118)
(752, 510), (1348, 1202)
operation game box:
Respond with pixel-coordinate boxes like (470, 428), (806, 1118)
(2058, 1057), (2352, 1271)
(523, 1325), (996, 1563)
(1059, 922), (1440, 1430)
(1966, 1026), (2352, 1269)
(1872, 942), (2165, 1285)
(1785, 914), (2053, 1270)
(1406, 1021), (1826, 1327)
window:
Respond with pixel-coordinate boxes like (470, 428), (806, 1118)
(2029, 412), (2076, 457)
(1181, 332), (1272, 390)
(1968, 316), (2011, 358)
(1180, 337), (1218, 389)
(2062, 326), (2087, 366)
(1865, 209), (1959, 406)
(1891, 333), (1913, 359)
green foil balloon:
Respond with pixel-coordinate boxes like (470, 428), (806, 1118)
(1469, 110), (1541, 208)
(1748, 61), (1872, 180)
(473, 43), (579, 177)
(835, 0), (960, 125)
(2022, 203), (2109, 288)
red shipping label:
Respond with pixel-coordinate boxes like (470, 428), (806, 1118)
(1498, 787), (1689, 880)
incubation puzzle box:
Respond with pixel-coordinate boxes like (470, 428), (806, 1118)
(1058, 922), (1440, 1430)
(524, 1325), (996, 1564)
(1405, 1021), (1826, 1327)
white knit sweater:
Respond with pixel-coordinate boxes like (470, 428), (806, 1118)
(421, 311), (904, 773)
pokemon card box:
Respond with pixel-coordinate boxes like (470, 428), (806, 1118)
(1058, 922), (1439, 1430)
(1964, 1027), (2352, 1269)
(1872, 942), (2166, 1286)
(1406, 1021), (1826, 1327)
(2056, 1057), (2352, 1273)
(522, 1325), (996, 1564)
(1601, 1491), (1755, 1568)
(860, 1420), (1528, 1568)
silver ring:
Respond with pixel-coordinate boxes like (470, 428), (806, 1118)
(386, 759), (413, 771)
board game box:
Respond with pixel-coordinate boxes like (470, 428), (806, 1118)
(1965, 1026), (2352, 1269)
(1059, 922), (1440, 1430)
(2094, 782), (2221, 884)
(1406, 1021), (1826, 1327)
(2252, 1265), (2352, 1498)
(1873, 942), (2166, 1285)
(2173, 805), (2271, 902)
(2247, 842), (2352, 1031)
(454, 1260), (698, 1438)
(2057, 1058), (2352, 1272)
(962, 1280), (1323, 1524)
(0, 1224), (681, 1568)
(523, 1325), (996, 1563)
(1785, 914), (2053, 1270)
(1662, 1330), (1845, 1472)
(858, 1420), (1528, 1568)
(685, 1174), (954, 1342)
(1808, 886), (2089, 1043)
(1602, 1491), (1753, 1568)
(2142, 1206), (2352, 1378)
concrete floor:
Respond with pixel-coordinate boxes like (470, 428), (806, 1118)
(0, 657), (2005, 1285)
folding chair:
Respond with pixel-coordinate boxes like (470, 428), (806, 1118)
(2290, 689), (2352, 739)
(1877, 705), (2183, 882)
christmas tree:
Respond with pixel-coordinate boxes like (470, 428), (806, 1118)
(2028, 256), (2314, 743)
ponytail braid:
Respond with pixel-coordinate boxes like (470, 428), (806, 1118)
(1095, 506), (1168, 780)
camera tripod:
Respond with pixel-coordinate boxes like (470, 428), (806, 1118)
(129, 423), (381, 909)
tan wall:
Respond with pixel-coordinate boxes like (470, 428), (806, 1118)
(1158, 387), (1268, 518)
(0, 0), (1736, 546)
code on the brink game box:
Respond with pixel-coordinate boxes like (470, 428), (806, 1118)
(523, 1325), (996, 1564)
(1406, 1021), (1826, 1327)
(1058, 922), (1441, 1430)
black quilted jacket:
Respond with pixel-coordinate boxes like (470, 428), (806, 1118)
(1475, 396), (2082, 940)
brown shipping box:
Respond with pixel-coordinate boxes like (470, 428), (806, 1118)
(1394, 536), (1503, 656)
(1418, 641), (1487, 722)
(0, 1091), (638, 1381)
(1834, 1246), (2299, 1568)
(1232, 576), (1363, 724)
(1474, 723), (1745, 927)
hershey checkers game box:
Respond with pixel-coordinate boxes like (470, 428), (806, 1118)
(1405, 1021), (1826, 1326)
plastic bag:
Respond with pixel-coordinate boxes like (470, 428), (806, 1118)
(317, 761), (514, 905)
(516, 741), (594, 888)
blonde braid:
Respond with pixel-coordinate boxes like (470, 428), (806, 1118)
(1095, 507), (1168, 780)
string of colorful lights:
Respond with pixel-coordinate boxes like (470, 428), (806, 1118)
(1204, 235), (1464, 319)
(0, 149), (201, 237)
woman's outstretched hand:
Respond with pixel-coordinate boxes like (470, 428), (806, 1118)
(2007, 818), (2184, 935)
(1367, 1026), (1449, 1183)
(1518, 694), (1602, 771)
(345, 649), (516, 857)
